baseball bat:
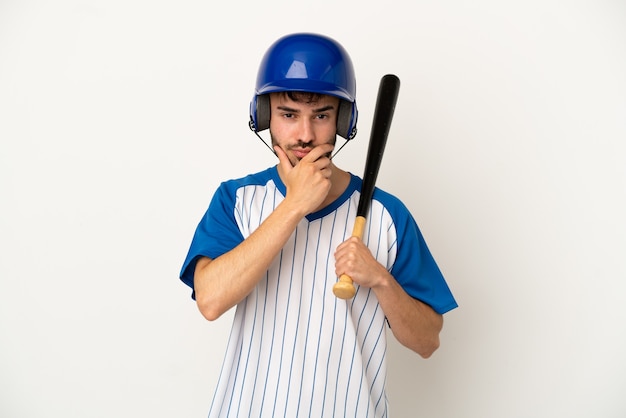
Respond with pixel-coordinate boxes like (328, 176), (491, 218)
(333, 74), (401, 299)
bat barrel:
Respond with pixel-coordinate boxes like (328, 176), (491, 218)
(356, 74), (401, 217)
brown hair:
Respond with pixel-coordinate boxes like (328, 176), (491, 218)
(284, 91), (324, 104)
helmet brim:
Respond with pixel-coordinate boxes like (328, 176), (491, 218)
(256, 79), (355, 103)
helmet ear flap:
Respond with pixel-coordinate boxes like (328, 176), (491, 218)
(249, 94), (271, 132)
(337, 100), (358, 140)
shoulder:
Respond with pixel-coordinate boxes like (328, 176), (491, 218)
(220, 166), (277, 190)
(368, 185), (419, 238)
(204, 167), (279, 213)
(346, 174), (413, 223)
(372, 186), (411, 217)
(213, 166), (279, 198)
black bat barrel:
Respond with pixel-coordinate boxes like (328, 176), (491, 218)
(357, 74), (401, 217)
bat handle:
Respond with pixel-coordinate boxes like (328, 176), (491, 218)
(333, 216), (367, 299)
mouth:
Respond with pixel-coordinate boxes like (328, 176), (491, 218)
(291, 148), (311, 160)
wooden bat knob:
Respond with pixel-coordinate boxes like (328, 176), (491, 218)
(333, 276), (356, 299)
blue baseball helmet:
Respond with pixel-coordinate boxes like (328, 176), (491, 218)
(249, 33), (358, 140)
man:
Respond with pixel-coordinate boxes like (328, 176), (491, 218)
(180, 32), (457, 417)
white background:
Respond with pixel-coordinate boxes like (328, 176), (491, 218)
(1, 0), (625, 417)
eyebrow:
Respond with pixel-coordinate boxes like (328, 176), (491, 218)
(276, 105), (335, 113)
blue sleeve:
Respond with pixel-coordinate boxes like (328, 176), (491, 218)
(387, 198), (458, 315)
(179, 182), (245, 299)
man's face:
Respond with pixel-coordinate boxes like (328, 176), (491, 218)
(269, 92), (339, 167)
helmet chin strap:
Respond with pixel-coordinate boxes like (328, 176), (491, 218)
(254, 131), (278, 157)
(250, 119), (278, 156)
(330, 137), (350, 160)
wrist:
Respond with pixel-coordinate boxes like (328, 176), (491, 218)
(371, 268), (394, 291)
(276, 198), (308, 222)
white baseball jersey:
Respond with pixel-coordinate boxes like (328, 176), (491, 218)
(180, 166), (457, 417)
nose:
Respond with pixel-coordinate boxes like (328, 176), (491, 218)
(297, 118), (315, 144)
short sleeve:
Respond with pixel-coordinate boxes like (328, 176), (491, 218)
(179, 182), (245, 298)
(375, 190), (458, 314)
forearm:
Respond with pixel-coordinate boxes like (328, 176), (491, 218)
(334, 238), (444, 357)
(372, 273), (443, 358)
(194, 199), (306, 321)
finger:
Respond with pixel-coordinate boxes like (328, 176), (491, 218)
(274, 145), (293, 170)
(336, 236), (359, 252)
(302, 143), (334, 163)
